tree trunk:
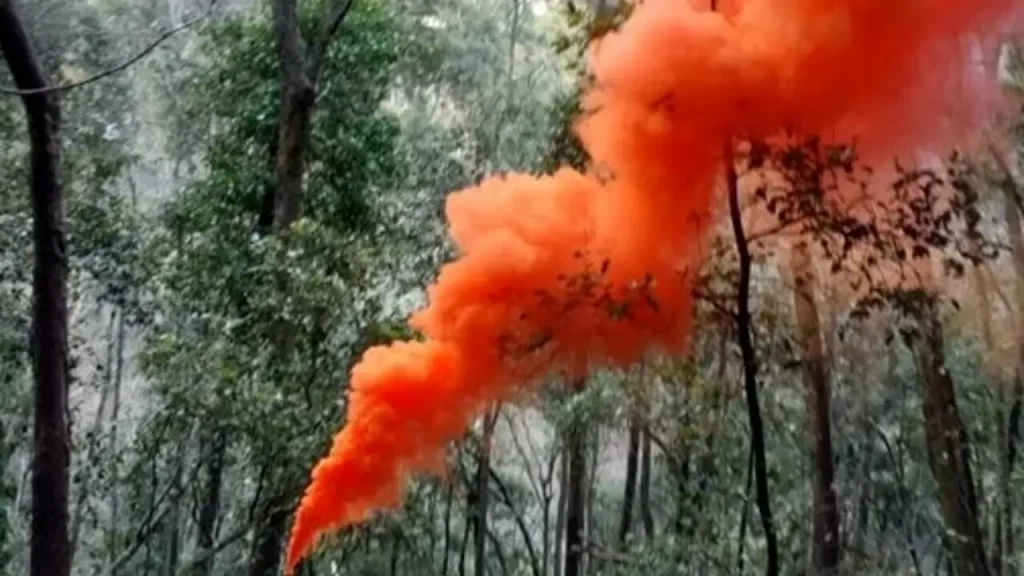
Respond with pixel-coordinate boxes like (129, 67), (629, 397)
(790, 241), (841, 575)
(553, 451), (568, 576)
(638, 428), (654, 539)
(726, 139), (779, 576)
(163, 443), (187, 576)
(252, 2), (354, 573)
(616, 419), (640, 547)
(271, 0), (316, 233)
(564, 378), (587, 576)
(473, 406), (500, 576)
(914, 299), (990, 576)
(109, 311), (126, 570)
(248, 493), (291, 576)
(0, 5), (70, 576)
(1000, 161), (1024, 576)
(192, 430), (227, 576)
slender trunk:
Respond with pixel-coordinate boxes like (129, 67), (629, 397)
(542, 452), (556, 575)
(164, 444), (186, 576)
(563, 378), (587, 576)
(725, 139), (779, 576)
(390, 529), (401, 576)
(736, 445), (754, 576)
(442, 480), (454, 576)
(0, 6), (70, 576)
(192, 430), (227, 576)
(584, 429), (598, 576)
(914, 299), (990, 576)
(638, 428), (654, 539)
(1001, 165), (1024, 576)
(473, 406), (500, 576)
(672, 455), (691, 536)
(109, 311), (126, 570)
(791, 241), (841, 575)
(553, 452), (568, 576)
(616, 421), (640, 546)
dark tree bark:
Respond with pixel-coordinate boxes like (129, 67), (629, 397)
(0, 4), (70, 576)
(914, 299), (990, 576)
(791, 241), (840, 575)
(473, 406), (500, 576)
(564, 377), (588, 576)
(271, 0), (354, 234)
(248, 493), (291, 576)
(638, 429), (654, 539)
(192, 430), (227, 576)
(616, 419), (641, 546)
(725, 139), (779, 576)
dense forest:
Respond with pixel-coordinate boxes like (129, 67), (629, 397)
(1, 0), (1024, 575)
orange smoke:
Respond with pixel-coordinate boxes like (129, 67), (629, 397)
(285, 0), (1018, 570)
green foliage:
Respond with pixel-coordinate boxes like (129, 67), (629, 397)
(138, 3), (417, 558)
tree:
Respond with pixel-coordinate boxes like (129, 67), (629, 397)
(790, 227), (840, 575)
(725, 137), (780, 576)
(0, 3), (70, 576)
(141, 3), (413, 574)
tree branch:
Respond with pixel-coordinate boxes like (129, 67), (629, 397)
(488, 466), (543, 576)
(0, 1), (218, 97)
(173, 526), (248, 576)
(307, 0), (357, 83)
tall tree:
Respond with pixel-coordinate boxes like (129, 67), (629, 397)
(985, 147), (1024, 575)
(0, 3), (70, 576)
(726, 138), (780, 576)
(913, 293), (990, 576)
(248, 1), (361, 574)
(790, 240), (841, 575)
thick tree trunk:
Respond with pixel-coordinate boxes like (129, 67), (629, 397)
(726, 139), (779, 576)
(790, 241), (841, 575)
(0, 5), (70, 576)
(914, 300), (990, 576)
(563, 378), (587, 576)
(616, 420), (641, 546)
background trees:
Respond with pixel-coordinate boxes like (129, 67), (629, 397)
(1, 0), (1023, 575)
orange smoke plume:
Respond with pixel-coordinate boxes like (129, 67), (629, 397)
(285, 0), (1018, 570)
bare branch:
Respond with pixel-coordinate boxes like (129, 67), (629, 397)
(173, 526), (248, 576)
(308, 0), (357, 83)
(0, 1), (218, 97)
